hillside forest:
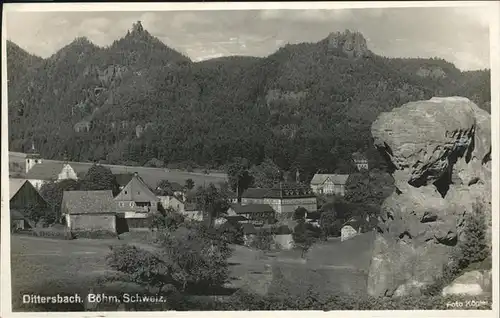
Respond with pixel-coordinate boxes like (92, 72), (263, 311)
(7, 22), (491, 183)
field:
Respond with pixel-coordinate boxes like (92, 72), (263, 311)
(9, 151), (227, 187)
(10, 232), (375, 311)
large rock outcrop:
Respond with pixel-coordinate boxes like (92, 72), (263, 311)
(367, 97), (491, 297)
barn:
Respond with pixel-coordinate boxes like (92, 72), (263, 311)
(9, 178), (49, 230)
(61, 190), (117, 233)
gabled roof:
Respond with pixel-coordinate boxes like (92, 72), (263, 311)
(26, 162), (65, 180)
(224, 215), (248, 222)
(62, 190), (115, 215)
(310, 174), (349, 186)
(9, 179), (27, 200)
(242, 185), (315, 199)
(230, 203), (275, 214)
(26, 162), (88, 180)
(169, 182), (184, 192)
(10, 209), (26, 220)
(114, 173), (158, 202)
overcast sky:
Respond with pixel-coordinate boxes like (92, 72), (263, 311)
(5, 5), (493, 70)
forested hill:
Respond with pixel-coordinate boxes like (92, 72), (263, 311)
(7, 22), (491, 181)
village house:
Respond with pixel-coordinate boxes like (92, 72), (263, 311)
(9, 178), (49, 230)
(158, 194), (185, 213)
(352, 152), (369, 171)
(114, 172), (159, 228)
(180, 203), (203, 221)
(241, 184), (317, 219)
(310, 173), (349, 196)
(226, 190), (238, 204)
(61, 190), (117, 233)
(24, 150), (89, 189)
(341, 215), (378, 242)
(227, 203), (276, 226)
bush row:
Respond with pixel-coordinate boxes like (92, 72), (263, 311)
(168, 292), (493, 311)
(13, 229), (117, 240)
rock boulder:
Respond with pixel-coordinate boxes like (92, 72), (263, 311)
(367, 97), (491, 297)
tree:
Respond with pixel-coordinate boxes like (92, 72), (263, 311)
(184, 178), (195, 190)
(345, 169), (394, 207)
(156, 223), (232, 293)
(195, 183), (230, 227)
(293, 207), (308, 221)
(81, 164), (119, 196)
(458, 202), (490, 269)
(249, 158), (282, 188)
(292, 220), (321, 258)
(40, 179), (81, 223)
(319, 203), (337, 239)
(250, 229), (274, 251)
(156, 179), (174, 196)
(150, 207), (185, 231)
(106, 244), (176, 294)
(226, 157), (254, 198)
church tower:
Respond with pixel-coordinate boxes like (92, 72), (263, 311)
(25, 140), (42, 173)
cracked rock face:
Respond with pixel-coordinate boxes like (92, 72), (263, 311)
(367, 97), (491, 297)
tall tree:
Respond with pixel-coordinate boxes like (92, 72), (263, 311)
(40, 179), (81, 222)
(81, 164), (119, 195)
(195, 183), (230, 227)
(226, 157), (253, 198)
(184, 178), (195, 190)
(249, 158), (282, 188)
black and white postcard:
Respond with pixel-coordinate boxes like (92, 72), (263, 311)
(1, 1), (498, 317)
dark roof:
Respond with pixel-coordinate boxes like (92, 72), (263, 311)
(26, 162), (89, 180)
(241, 223), (257, 235)
(343, 215), (378, 232)
(310, 174), (349, 186)
(224, 215), (248, 222)
(114, 173), (158, 203)
(10, 208), (26, 220)
(230, 203), (275, 214)
(306, 211), (322, 220)
(26, 162), (65, 180)
(169, 182), (184, 192)
(62, 190), (115, 215)
(242, 186), (315, 199)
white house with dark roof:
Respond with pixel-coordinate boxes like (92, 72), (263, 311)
(310, 174), (349, 196)
(114, 172), (159, 224)
(352, 152), (369, 171)
(61, 190), (116, 233)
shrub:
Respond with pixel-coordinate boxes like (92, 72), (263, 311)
(32, 227), (74, 240)
(423, 201), (491, 296)
(144, 158), (164, 168)
(458, 202), (490, 268)
(71, 229), (117, 239)
(250, 229), (274, 251)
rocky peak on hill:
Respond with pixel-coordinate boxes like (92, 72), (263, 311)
(326, 29), (370, 58)
(368, 97), (491, 297)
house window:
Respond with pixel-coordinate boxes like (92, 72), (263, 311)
(125, 191), (128, 194)
(119, 202), (124, 207)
